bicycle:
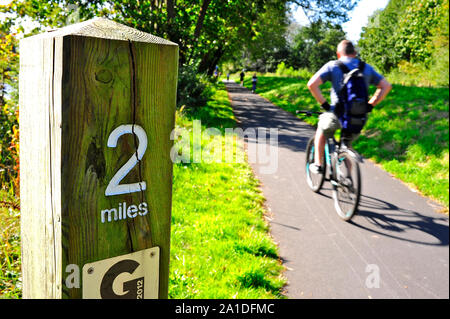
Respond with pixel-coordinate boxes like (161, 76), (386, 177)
(297, 110), (363, 221)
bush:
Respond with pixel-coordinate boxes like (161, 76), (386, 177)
(176, 64), (213, 109)
(275, 62), (312, 79)
(387, 55), (449, 87)
(0, 104), (18, 193)
(1, 32), (19, 193)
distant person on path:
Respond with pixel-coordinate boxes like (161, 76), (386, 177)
(252, 73), (258, 93)
(227, 72), (230, 81)
(307, 40), (392, 174)
(240, 69), (245, 86)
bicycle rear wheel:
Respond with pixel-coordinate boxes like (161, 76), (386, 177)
(305, 136), (326, 192)
(332, 151), (361, 221)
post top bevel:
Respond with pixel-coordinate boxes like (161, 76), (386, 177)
(21, 17), (177, 46)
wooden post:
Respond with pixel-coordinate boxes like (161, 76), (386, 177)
(19, 18), (178, 299)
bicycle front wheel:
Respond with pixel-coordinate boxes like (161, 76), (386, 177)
(305, 136), (326, 193)
(332, 151), (361, 221)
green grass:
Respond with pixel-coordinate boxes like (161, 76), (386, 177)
(169, 82), (286, 298)
(243, 75), (449, 211)
(0, 190), (21, 299)
(0, 82), (286, 299)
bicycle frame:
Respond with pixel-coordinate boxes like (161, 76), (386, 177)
(299, 109), (362, 221)
(324, 136), (363, 182)
(324, 138), (336, 184)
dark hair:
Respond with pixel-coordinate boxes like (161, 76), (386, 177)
(337, 40), (356, 55)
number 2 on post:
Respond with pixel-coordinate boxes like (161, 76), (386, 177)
(105, 124), (147, 196)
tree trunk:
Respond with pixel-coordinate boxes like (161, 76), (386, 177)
(167, 0), (175, 21)
(193, 0), (212, 39)
(198, 45), (224, 76)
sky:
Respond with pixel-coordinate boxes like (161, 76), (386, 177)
(292, 0), (390, 42)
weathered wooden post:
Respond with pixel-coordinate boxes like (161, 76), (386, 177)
(19, 18), (178, 299)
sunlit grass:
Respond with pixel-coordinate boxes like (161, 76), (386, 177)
(0, 190), (21, 299)
(169, 82), (286, 298)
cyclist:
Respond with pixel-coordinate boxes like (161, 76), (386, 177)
(307, 40), (392, 174)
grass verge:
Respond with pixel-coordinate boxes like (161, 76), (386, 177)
(0, 190), (21, 298)
(243, 75), (449, 211)
(169, 82), (286, 298)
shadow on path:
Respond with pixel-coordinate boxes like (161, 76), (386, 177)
(310, 187), (448, 246)
(228, 82), (313, 153)
(351, 195), (449, 246)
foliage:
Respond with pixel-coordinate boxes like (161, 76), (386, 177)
(359, 0), (449, 86)
(176, 64), (213, 109)
(0, 0), (361, 109)
(275, 62), (312, 79)
(0, 30), (19, 193)
(288, 19), (346, 71)
(358, 2), (405, 74)
(244, 75), (449, 209)
(237, 1), (290, 73)
(0, 190), (21, 299)
(238, 16), (349, 74)
(2, 0), (280, 74)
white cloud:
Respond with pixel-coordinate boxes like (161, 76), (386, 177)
(291, 6), (310, 26)
(343, 0), (389, 42)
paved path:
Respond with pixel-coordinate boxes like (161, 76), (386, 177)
(224, 81), (449, 299)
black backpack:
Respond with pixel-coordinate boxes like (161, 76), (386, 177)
(335, 60), (369, 133)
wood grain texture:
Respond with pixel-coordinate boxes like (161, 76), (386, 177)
(20, 18), (178, 299)
(20, 35), (63, 299)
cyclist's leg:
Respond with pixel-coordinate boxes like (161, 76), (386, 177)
(314, 112), (340, 167)
(314, 129), (326, 167)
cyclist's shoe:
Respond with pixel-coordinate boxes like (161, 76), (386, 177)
(309, 164), (323, 174)
(343, 176), (353, 186)
(341, 175), (354, 191)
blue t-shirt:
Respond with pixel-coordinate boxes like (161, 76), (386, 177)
(315, 56), (383, 106)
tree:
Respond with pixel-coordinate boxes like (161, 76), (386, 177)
(358, 0), (408, 73)
(359, 0), (449, 78)
(0, 28), (19, 190)
(2, 0), (359, 73)
(1, 0), (360, 111)
(289, 19), (346, 71)
(237, 1), (290, 72)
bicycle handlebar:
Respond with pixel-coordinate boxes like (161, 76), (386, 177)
(295, 110), (323, 116)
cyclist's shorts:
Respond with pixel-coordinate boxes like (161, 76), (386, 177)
(317, 112), (341, 138)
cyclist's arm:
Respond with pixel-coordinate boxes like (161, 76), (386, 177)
(369, 78), (392, 106)
(307, 73), (327, 105)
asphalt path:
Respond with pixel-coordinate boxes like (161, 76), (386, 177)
(224, 80), (449, 299)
